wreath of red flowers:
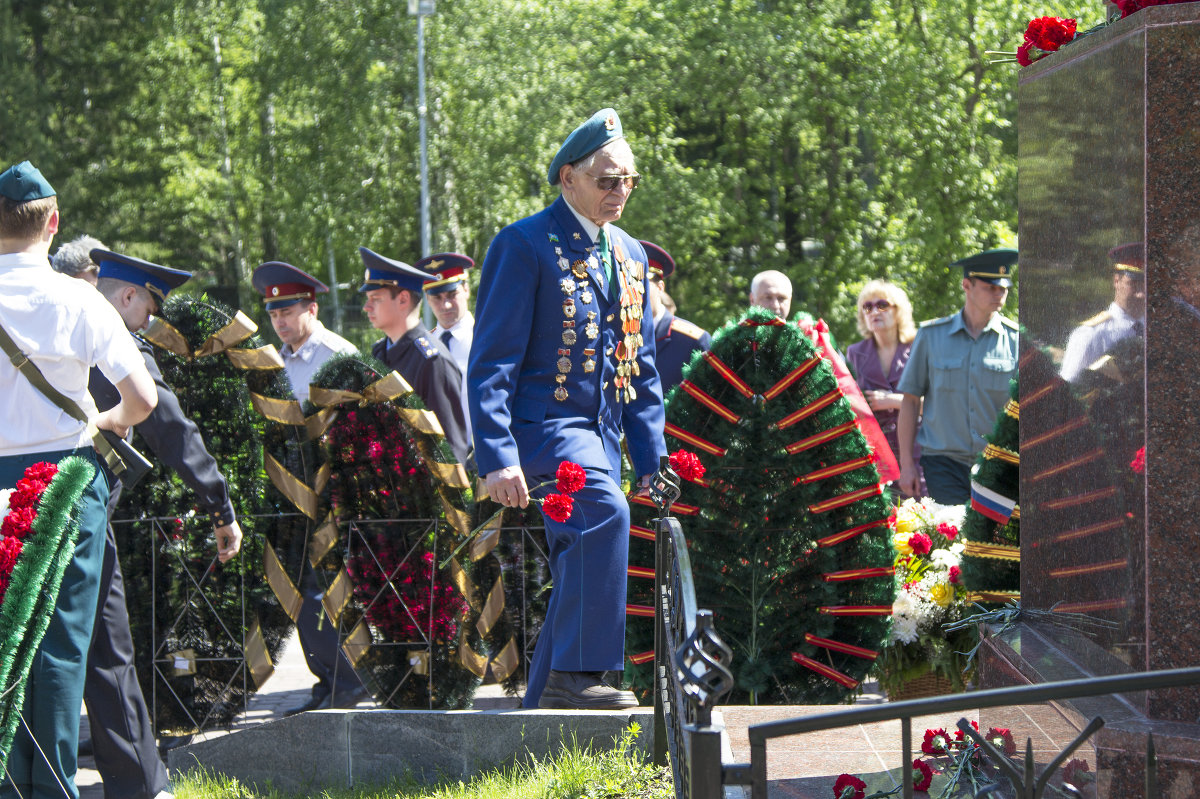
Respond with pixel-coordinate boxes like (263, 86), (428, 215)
(0, 462), (59, 605)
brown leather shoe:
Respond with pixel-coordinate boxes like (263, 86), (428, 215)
(538, 670), (639, 710)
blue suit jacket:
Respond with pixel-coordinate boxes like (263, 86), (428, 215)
(654, 311), (711, 393)
(469, 196), (667, 479)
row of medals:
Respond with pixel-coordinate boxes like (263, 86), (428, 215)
(551, 243), (644, 404)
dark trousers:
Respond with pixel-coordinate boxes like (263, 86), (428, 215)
(919, 454), (972, 505)
(296, 568), (362, 701)
(522, 465), (630, 709)
(1, 449), (107, 799)
(84, 522), (168, 799)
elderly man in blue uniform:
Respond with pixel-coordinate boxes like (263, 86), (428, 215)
(1059, 242), (1145, 382)
(642, 240), (711, 391)
(251, 261), (367, 715)
(897, 249), (1019, 504)
(469, 108), (667, 710)
(417, 252), (475, 443)
(0, 162), (157, 799)
(53, 245), (240, 799)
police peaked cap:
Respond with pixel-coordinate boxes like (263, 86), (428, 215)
(252, 261), (329, 310)
(953, 248), (1016, 287)
(92, 249), (192, 301)
(358, 247), (433, 293)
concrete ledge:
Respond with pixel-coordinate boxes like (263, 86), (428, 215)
(168, 707), (654, 794)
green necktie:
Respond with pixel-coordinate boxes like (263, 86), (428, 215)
(597, 226), (614, 290)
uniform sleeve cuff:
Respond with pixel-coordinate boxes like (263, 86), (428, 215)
(209, 501), (237, 528)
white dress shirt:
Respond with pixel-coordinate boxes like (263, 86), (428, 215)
(279, 319), (358, 403)
(0, 252), (144, 455)
(432, 313), (474, 443)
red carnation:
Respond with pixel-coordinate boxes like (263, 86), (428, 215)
(922, 727), (951, 755)
(1130, 446), (1145, 474)
(955, 720), (980, 743)
(1016, 41), (1036, 67)
(555, 461), (587, 495)
(1113, 0), (1141, 17)
(0, 535), (24, 604)
(669, 449), (706, 482)
(541, 493), (574, 523)
(832, 773), (866, 799)
(1024, 16), (1077, 51)
(937, 522), (958, 540)
(908, 532), (932, 556)
(948, 565), (962, 585)
(23, 462), (57, 484)
(912, 758), (934, 792)
(1061, 758), (1090, 786)
(7, 486), (40, 511)
(1, 506), (36, 540)
(986, 727), (1016, 756)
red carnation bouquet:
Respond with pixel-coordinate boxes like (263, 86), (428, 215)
(0, 457), (95, 770)
(0, 462), (59, 606)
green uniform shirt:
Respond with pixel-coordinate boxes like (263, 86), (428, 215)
(897, 310), (1018, 464)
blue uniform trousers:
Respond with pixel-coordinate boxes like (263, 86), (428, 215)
(522, 465), (630, 709)
(0, 448), (107, 799)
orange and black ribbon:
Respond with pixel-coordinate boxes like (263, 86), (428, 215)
(700, 351), (755, 398)
(774, 389), (842, 431)
(792, 652), (859, 689)
(679, 380), (742, 424)
(664, 422), (727, 457)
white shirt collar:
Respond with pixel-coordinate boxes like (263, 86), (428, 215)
(437, 313), (473, 337)
(562, 195), (603, 244)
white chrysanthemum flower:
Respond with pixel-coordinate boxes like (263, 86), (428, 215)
(950, 542), (965, 557)
(892, 591), (917, 617)
(930, 548), (960, 569)
(0, 488), (12, 524)
(931, 501), (967, 530)
(891, 614), (919, 644)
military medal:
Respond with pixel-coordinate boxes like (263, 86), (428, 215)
(557, 348), (573, 374)
(571, 260), (588, 279)
(585, 321), (599, 340)
(562, 298), (576, 318)
(560, 277), (576, 295)
(554, 373), (568, 401)
(573, 232), (582, 240)
(580, 289), (593, 305)
(583, 348), (596, 373)
(562, 328), (577, 346)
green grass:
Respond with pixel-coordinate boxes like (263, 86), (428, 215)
(171, 724), (673, 799)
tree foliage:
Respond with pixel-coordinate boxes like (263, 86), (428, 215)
(3, 0), (1070, 343)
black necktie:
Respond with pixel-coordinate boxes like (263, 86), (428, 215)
(440, 329), (453, 349)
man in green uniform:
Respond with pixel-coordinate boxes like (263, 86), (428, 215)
(897, 249), (1019, 504)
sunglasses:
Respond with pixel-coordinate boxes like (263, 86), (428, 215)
(861, 299), (893, 312)
(588, 172), (641, 192)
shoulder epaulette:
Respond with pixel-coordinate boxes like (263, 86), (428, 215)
(999, 315), (1019, 330)
(669, 317), (707, 341)
(1080, 310), (1111, 327)
(920, 315), (953, 328)
(414, 335), (439, 360)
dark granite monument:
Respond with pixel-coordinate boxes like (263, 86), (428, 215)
(982, 5), (1200, 795)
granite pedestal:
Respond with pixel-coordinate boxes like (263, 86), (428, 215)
(984, 5), (1200, 795)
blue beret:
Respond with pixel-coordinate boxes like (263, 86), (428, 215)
(358, 247), (433, 293)
(547, 108), (624, 186)
(416, 252), (474, 294)
(0, 161), (55, 202)
(639, 240), (675, 279)
(252, 261), (329, 310)
(92, 249), (191, 301)
(953, 248), (1016, 288)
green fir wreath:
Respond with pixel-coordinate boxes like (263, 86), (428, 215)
(626, 307), (893, 704)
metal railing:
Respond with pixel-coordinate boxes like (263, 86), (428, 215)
(648, 462), (734, 799)
(642, 472), (1200, 798)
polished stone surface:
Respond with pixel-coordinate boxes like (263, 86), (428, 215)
(1018, 4), (1200, 723)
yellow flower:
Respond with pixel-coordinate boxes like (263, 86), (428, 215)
(930, 582), (953, 607)
(893, 533), (913, 555)
(894, 508), (920, 534)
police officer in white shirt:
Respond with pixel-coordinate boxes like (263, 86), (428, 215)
(250, 260), (367, 714)
(0, 161), (157, 799)
(252, 262), (358, 404)
(416, 252), (474, 444)
(1060, 243), (1146, 382)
